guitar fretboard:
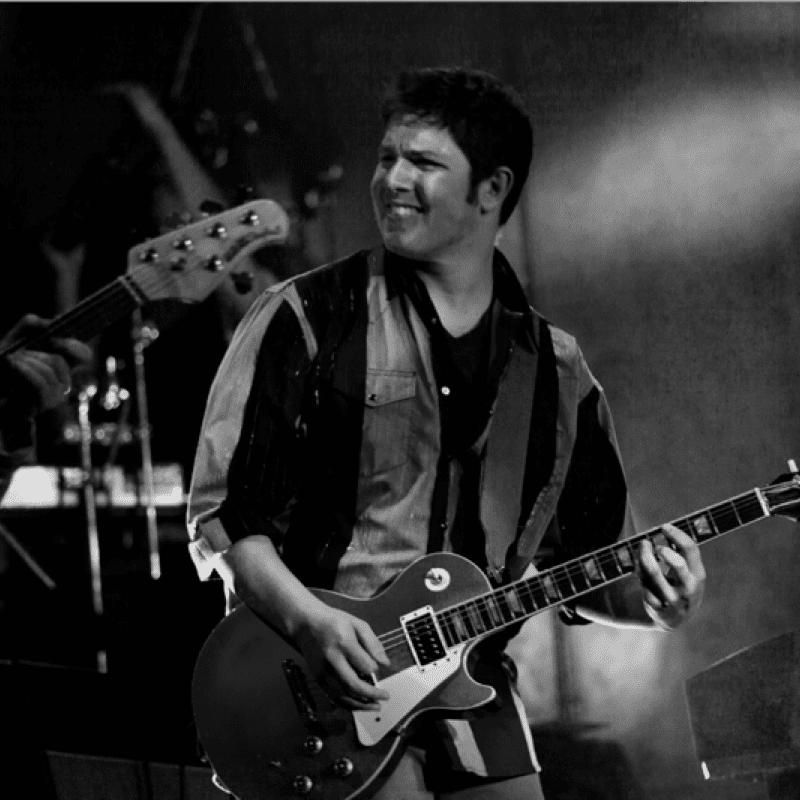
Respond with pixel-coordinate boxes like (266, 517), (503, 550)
(435, 488), (769, 647)
(0, 274), (144, 359)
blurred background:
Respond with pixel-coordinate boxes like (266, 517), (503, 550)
(1, 4), (800, 799)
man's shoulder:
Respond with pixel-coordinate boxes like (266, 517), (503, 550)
(530, 309), (582, 364)
(291, 249), (372, 292)
(264, 248), (372, 341)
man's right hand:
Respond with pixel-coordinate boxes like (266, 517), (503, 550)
(219, 535), (391, 712)
(294, 604), (391, 711)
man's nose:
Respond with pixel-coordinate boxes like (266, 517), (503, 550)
(385, 158), (414, 190)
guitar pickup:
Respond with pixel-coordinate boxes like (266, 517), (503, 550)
(400, 606), (447, 671)
(282, 660), (327, 735)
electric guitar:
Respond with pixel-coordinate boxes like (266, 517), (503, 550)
(0, 199), (289, 358)
(192, 467), (800, 800)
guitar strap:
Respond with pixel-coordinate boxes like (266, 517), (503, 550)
(480, 317), (558, 584)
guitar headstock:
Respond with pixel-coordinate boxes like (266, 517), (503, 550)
(764, 459), (800, 522)
(126, 199), (289, 304)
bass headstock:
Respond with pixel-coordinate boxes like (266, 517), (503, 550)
(126, 199), (289, 304)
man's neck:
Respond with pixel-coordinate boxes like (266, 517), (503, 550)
(410, 243), (495, 338)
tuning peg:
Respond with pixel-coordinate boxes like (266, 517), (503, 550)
(231, 271), (254, 294)
(199, 199), (225, 216)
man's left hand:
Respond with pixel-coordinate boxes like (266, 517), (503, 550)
(1, 315), (93, 416)
(637, 524), (706, 630)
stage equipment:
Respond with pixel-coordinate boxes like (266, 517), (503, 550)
(76, 380), (106, 672)
(131, 309), (161, 580)
(0, 200), (289, 672)
(686, 627), (800, 800)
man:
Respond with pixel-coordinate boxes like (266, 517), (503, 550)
(188, 68), (706, 799)
(0, 314), (92, 500)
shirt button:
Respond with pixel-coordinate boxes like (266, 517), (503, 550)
(439, 521), (448, 531)
(441, 386), (451, 396)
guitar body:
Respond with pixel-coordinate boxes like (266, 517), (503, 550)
(192, 469), (800, 799)
(192, 553), (497, 800)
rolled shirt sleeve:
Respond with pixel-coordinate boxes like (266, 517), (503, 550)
(186, 282), (317, 580)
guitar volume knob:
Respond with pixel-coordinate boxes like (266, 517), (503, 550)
(302, 735), (324, 755)
(332, 757), (354, 777)
(292, 775), (313, 795)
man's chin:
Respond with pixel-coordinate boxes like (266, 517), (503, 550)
(381, 234), (428, 261)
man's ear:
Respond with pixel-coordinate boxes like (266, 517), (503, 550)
(478, 167), (514, 215)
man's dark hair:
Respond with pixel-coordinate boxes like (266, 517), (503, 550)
(380, 67), (533, 225)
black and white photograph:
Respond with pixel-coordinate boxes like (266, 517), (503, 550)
(1, 4), (799, 800)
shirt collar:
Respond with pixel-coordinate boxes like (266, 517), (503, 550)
(373, 245), (536, 349)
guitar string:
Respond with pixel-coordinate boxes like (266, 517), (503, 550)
(0, 258), (191, 358)
(0, 278), (136, 358)
(373, 491), (774, 653)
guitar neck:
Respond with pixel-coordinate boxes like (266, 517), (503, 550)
(0, 274), (145, 359)
(435, 488), (770, 647)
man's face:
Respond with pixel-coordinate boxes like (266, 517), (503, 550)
(371, 117), (479, 262)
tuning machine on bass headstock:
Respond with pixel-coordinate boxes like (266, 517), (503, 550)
(126, 198), (289, 305)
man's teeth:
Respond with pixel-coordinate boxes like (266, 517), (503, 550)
(388, 205), (421, 217)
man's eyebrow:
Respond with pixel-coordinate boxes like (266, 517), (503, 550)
(407, 148), (444, 159)
(378, 144), (444, 159)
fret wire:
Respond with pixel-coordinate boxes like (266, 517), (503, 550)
(560, 566), (578, 595)
(708, 504), (736, 532)
(511, 583), (545, 612)
(439, 611), (456, 646)
(485, 594), (504, 626)
(476, 599), (494, 630)
(458, 606), (477, 639)
(727, 498), (743, 526)
(466, 601), (487, 634)
(522, 578), (548, 609)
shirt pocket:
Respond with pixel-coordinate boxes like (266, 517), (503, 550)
(360, 369), (417, 476)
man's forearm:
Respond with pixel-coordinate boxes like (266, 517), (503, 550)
(218, 534), (328, 639)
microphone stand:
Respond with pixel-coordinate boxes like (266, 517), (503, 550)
(77, 381), (107, 674)
(131, 310), (161, 581)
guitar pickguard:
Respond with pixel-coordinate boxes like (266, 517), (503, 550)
(353, 644), (466, 746)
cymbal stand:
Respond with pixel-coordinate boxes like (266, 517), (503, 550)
(77, 381), (107, 674)
(132, 310), (161, 581)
